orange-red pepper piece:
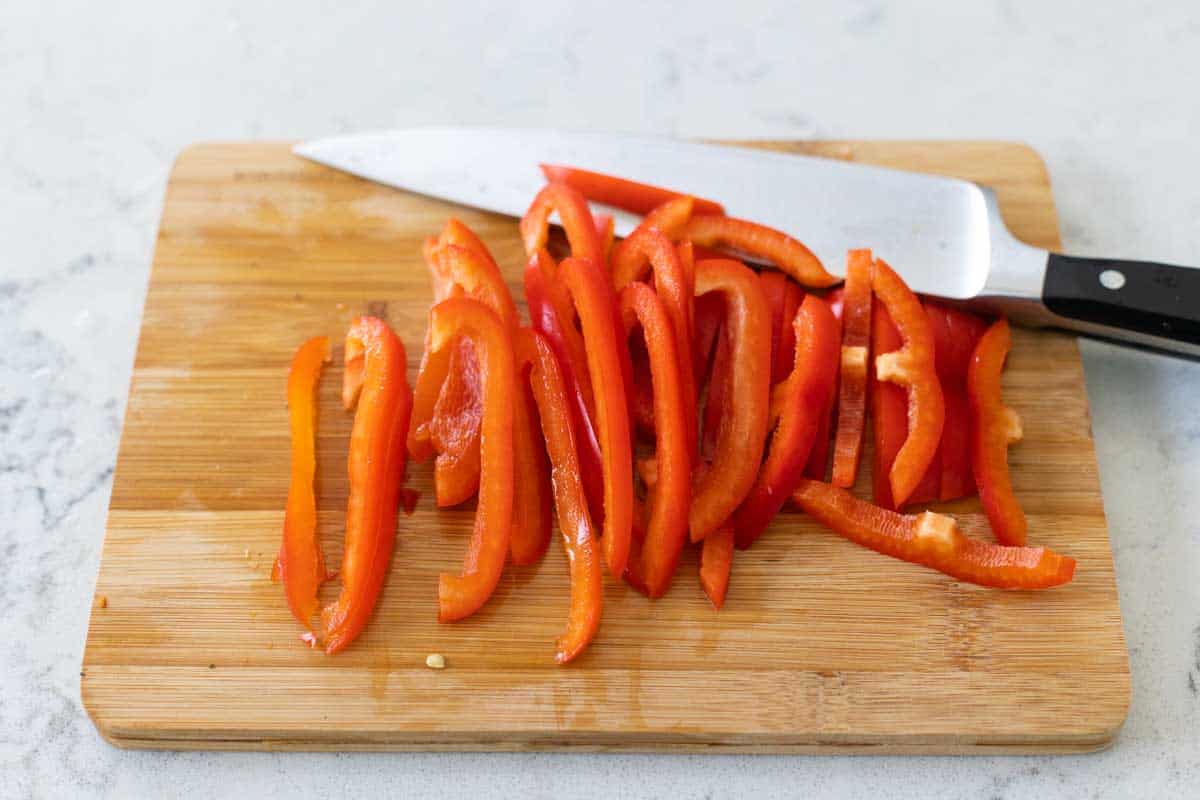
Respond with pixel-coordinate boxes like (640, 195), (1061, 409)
(558, 257), (634, 577)
(699, 526), (735, 609)
(594, 213), (615, 265)
(427, 298), (515, 623)
(805, 287), (844, 480)
(520, 182), (604, 265)
(320, 317), (412, 654)
(683, 215), (837, 289)
(510, 373), (553, 566)
(277, 335), (331, 629)
(733, 294), (840, 549)
(690, 259), (772, 542)
(539, 164), (725, 217)
(619, 284), (690, 597)
(831, 249), (874, 488)
(926, 302), (989, 501)
(870, 259), (945, 508)
(870, 305), (907, 509)
(792, 480), (1074, 589)
(968, 318), (1028, 546)
(641, 195), (697, 241)
(515, 328), (602, 663)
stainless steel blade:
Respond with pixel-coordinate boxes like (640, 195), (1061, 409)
(295, 128), (1039, 300)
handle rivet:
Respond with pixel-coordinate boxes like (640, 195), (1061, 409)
(1099, 269), (1126, 290)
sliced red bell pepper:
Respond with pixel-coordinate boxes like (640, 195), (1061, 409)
(692, 292), (724, 397)
(618, 284), (690, 598)
(510, 374), (554, 565)
(870, 259), (945, 508)
(759, 271), (789, 381)
(629, 335), (656, 438)
(699, 526), (735, 609)
(690, 259), (772, 542)
(320, 317), (412, 654)
(792, 480), (1074, 589)
(831, 249), (874, 488)
(514, 328), (602, 664)
(733, 294), (840, 549)
(700, 323), (730, 461)
(683, 215), (837, 289)
(594, 213), (615, 264)
(926, 302), (989, 501)
(870, 305), (907, 509)
(277, 335), (331, 629)
(558, 256), (634, 577)
(612, 227), (698, 459)
(524, 251), (606, 518)
(427, 298), (515, 623)
(539, 164), (726, 217)
(641, 195), (696, 241)
(775, 280), (804, 385)
(427, 338), (482, 506)
(520, 182), (604, 265)
(804, 287), (844, 480)
(968, 318), (1028, 546)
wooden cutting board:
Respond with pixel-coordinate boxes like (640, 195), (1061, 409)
(82, 141), (1130, 753)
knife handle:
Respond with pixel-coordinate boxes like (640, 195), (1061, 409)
(1042, 253), (1200, 358)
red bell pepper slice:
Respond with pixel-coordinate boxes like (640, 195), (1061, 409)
(612, 227), (698, 459)
(320, 317), (413, 653)
(539, 163), (725, 217)
(514, 328), (602, 663)
(520, 182), (604, 265)
(831, 249), (874, 488)
(510, 374), (554, 566)
(690, 259), (772, 542)
(641, 195), (697, 241)
(804, 287), (844, 480)
(733, 294), (840, 549)
(618, 284), (691, 598)
(277, 335), (331, 629)
(759, 271), (789, 381)
(558, 257), (634, 577)
(427, 298), (515, 623)
(926, 302), (989, 501)
(524, 251), (606, 518)
(968, 318), (1028, 546)
(792, 480), (1074, 589)
(870, 305), (907, 509)
(594, 213), (615, 265)
(870, 259), (945, 508)
(699, 526), (735, 609)
(692, 292), (724, 398)
(700, 322), (730, 461)
(683, 215), (837, 289)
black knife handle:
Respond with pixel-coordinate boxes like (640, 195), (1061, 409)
(1042, 253), (1200, 352)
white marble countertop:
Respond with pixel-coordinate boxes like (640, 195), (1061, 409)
(4, 1), (1199, 797)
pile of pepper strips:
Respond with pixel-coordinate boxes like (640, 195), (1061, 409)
(275, 165), (1076, 663)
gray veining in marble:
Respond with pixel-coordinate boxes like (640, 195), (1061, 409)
(2, 0), (1199, 797)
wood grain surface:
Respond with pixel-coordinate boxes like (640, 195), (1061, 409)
(82, 141), (1130, 753)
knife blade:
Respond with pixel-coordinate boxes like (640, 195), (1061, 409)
(296, 128), (1199, 358)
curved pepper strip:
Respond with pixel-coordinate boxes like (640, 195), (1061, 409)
(831, 249), (874, 488)
(612, 227), (698, 459)
(792, 479), (1073, 588)
(618, 284), (690, 598)
(699, 526), (735, 609)
(514, 328), (602, 663)
(805, 287), (844, 480)
(641, 195), (696, 241)
(520, 182), (604, 265)
(524, 251), (606, 519)
(428, 298), (515, 623)
(558, 257), (634, 577)
(320, 317), (412, 654)
(510, 375), (554, 565)
(692, 292), (724, 399)
(539, 163), (725, 217)
(927, 303), (988, 501)
(277, 335), (331, 629)
(968, 318), (1028, 546)
(690, 259), (772, 542)
(870, 305), (908, 509)
(733, 294), (840, 549)
(595, 213), (615, 265)
(758, 270), (790, 382)
(871, 259), (945, 508)
(683, 215), (837, 289)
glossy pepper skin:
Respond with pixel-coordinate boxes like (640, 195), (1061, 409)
(870, 259), (945, 508)
(831, 249), (874, 488)
(277, 335), (331, 629)
(926, 302), (988, 501)
(618, 284), (690, 598)
(699, 526), (735, 609)
(805, 287), (844, 480)
(320, 317), (413, 654)
(641, 195), (698, 241)
(733, 294), (840, 549)
(689, 259), (772, 542)
(683, 215), (838, 289)
(427, 298), (515, 623)
(514, 328), (602, 664)
(558, 256), (634, 577)
(612, 226), (698, 460)
(520, 182), (604, 265)
(539, 164), (726, 217)
(870, 305), (907, 509)
(968, 318), (1028, 546)
(792, 480), (1075, 589)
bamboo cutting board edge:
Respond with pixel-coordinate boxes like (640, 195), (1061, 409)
(82, 140), (1130, 754)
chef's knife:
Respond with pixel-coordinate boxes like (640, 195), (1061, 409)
(295, 128), (1199, 358)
